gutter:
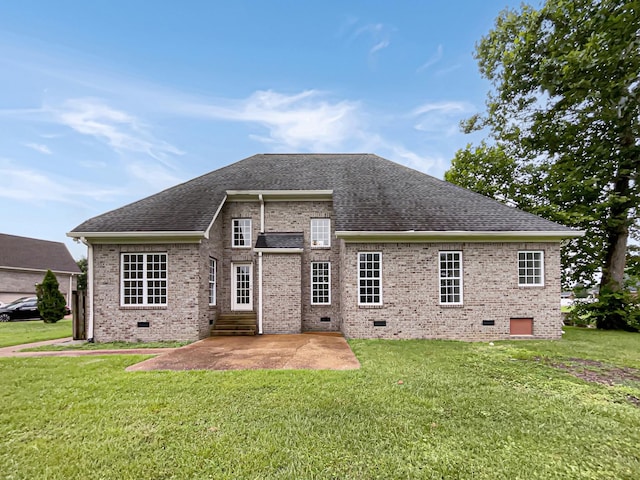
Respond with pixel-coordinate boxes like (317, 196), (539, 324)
(254, 248), (304, 254)
(66, 231), (206, 246)
(335, 230), (585, 242)
(0, 265), (81, 276)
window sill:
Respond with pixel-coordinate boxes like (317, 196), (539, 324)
(311, 246), (331, 250)
(120, 305), (167, 310)
(359, 304), (384, 309)
(311, 303), (332, 307)
(518, 284), (544, 288)
(232, 246), (252, 249)
(439, 304), (464, 308)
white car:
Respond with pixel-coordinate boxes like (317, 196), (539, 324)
(561, 293), (597, 308)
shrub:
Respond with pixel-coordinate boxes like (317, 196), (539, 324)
(36, 270), (67, 323)
(568, 289), (640, 332)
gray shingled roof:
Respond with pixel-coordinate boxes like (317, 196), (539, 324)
(0, 233), (81, 273)
(255, 233), (304, 249)
(70, 153), (574, 234)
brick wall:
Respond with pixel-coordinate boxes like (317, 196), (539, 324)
(263, 201), (341, 332)
(91, 243), (203, 342)
(340, 241), (562, 341)
(262, 253), (302, 333)
(198, 215), (226, 337)
(89, 202), (563, 342)
(217, 200), (341, 332)
(218, 201), (261, 315)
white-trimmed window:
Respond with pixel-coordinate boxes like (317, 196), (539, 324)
(358, 252), (382, 305)
(209, 257), (217, 305)
(232, 219), (251, 248)
(121, 253), (167, 306)
(311, 262), (331, 305)
(439, 251), (463, 305)
(311, 218), (331, 248)
(518, 251), (544, 286)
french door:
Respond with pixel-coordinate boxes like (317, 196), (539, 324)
(231, 263), (253, 311)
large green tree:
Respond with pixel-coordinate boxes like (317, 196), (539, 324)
(446, 0), (640, 298)
(76, 257), (87, 291)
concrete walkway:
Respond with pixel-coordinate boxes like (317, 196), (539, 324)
(0, 334), (361, 372)
(126, 333), (361, 372)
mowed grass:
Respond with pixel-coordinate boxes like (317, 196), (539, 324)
(0, 319), (71, 347)
(1, 328), (640, 479)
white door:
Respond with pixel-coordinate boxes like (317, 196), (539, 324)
(231, 263), (253, 311)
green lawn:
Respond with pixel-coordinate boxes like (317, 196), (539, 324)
(1, 327), (639, 479)
(0, 318), (71, 347)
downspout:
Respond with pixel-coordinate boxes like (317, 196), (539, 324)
(68, 275), (72, 307)
(258, 194), (264, 334)
(80, 237), (94, 342)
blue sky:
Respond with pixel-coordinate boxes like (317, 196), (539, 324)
(0, 0), (525, 260)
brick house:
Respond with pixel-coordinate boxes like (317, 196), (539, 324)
(68, 153), (582, 342)
(0, 233), (81, 305)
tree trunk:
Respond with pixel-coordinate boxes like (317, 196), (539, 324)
(599, 158), (633, 293)
(600, 222), (628, 292)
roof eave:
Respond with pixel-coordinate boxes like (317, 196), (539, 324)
(204, 194), (228, 239)
(335, 230), (585, 243)
(254, 248), (304, 254)
(226, 190), (333, 202)
(0, 265), (81, 275)
(67, 231), (206, 244)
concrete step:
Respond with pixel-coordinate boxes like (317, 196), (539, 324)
(213, 323), (256, 330)
(211, 330), (256, 336)
(215, 319), (257, 327)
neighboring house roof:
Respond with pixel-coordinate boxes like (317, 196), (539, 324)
(255, 233), (304, 249)
(0, 233), (81, 274)
(69, 153), (578, 236)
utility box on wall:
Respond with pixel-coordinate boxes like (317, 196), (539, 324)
(510, 318), (533, 335)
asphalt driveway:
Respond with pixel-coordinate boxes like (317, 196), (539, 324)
(125, 333), (361, 372)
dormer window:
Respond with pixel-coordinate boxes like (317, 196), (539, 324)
(311, 218), (330, 248)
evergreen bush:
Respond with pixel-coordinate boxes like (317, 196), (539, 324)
(36, 270), (67, 323)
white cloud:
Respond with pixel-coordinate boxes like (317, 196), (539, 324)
(24, 142), (52, 154)
(342, 21), (392, 59)
(412, 101), (475, 137)
(370, 40), (390, 55)
(0, 158), (122, 203)
(352, 23), (385, 40)
(125, 162), (183, 190)
(412, 101), (472, 116)
(50, 98), (183, 167)
(78, 159), (107, 169)
(417, 45), (443, 72)
(179, 89), (363, 151)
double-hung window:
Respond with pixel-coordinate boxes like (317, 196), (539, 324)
(439, 251), (462, 305)
(232, 219), (251, 248)
(311, 262), (331, 305)
(121, 253), (167, 306)
(358, 252), (382, 305)
(518, 251), (544, 286)
(209, 257), (217, 305)
(311, 218), (331, 248)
